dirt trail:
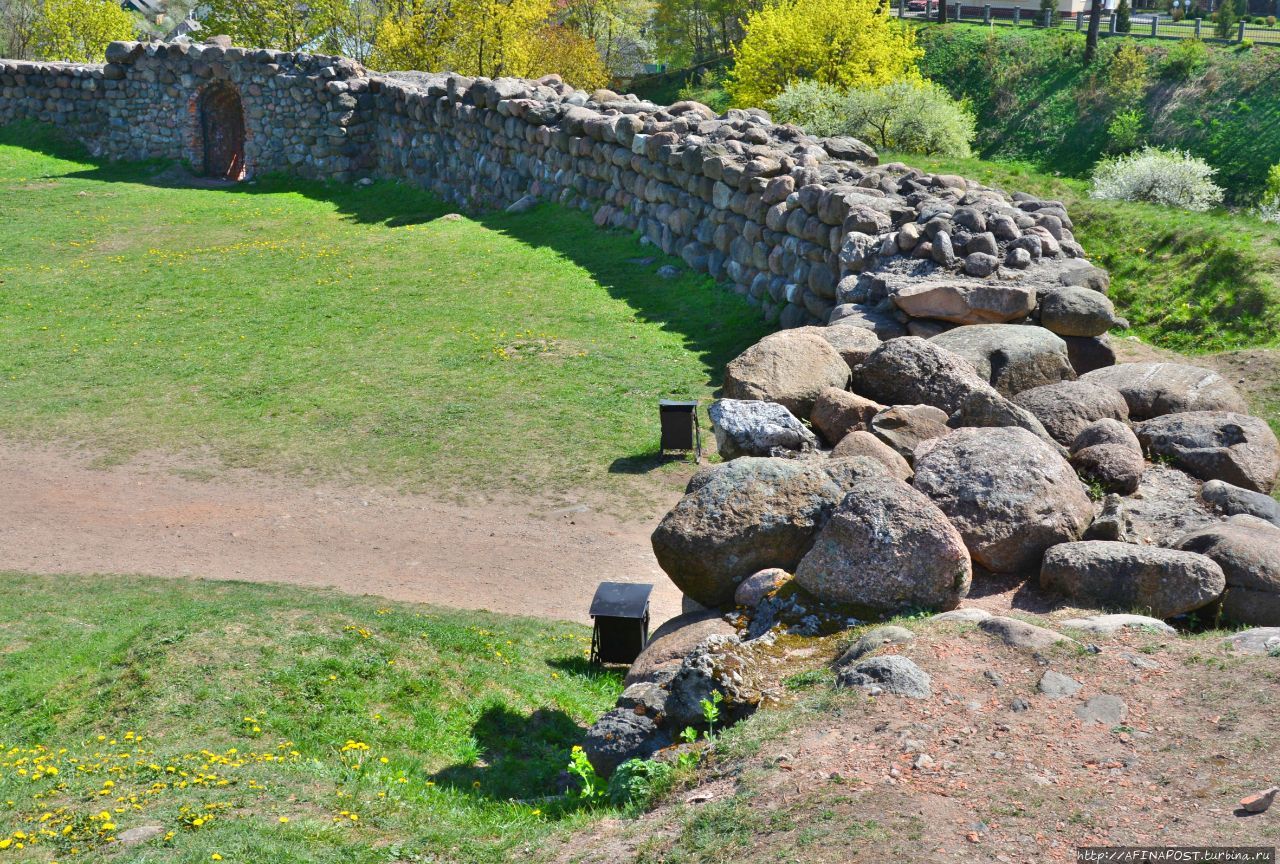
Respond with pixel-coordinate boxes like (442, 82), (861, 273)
(0, 442), (684, 627)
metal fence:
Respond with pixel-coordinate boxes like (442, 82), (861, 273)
(898, 3), (1280, 44)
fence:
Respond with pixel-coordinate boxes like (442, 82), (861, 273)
(898, 3), (1280, 44)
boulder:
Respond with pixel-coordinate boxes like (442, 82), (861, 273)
(1223, 627), (1280, 655)
(890, 279), (1036, 325)
(831, 430), (913, 481)
(1075, 695), (1127, 726)
(1200, 479), (1280, 527)
(930, 324), (1075, 397)
(947, 388), (1065, 453)
(836, 625), (916, 664)
(1038, 670), (1081, 699)
(853, 337), (996, 415)
(582, 709), (670, 777)
(870, 404), (951, 462)
(1038, 286), (1127, 337)
(1058, 613), (1177, 635)
(810, 387), (882, 445)
(617, 682), (669, 718)
(1176, 516), (1280, 626)
(1040, 541), (1225, 618)
(665, 636), (761, 728)
(625, 609), (737, 686)
(724, 330), (850, 418)
(733, 568), (792, 608)
(651, 457), (885, 606)
(1080, 363), (1248, 420)
(812, 323), (882, 370)
(978, 615), (1073, 650)
(828, 303), (908, 339)
(835, 655), (931, 698)
(1012, 380), (1130, 447)
(1062, 334), (1117, 376)
(1085, 465), (1217, 547)
(794, 477), (972, 613)
(1070, 418), (1145, 494)
(821, 136), (878, 164)
(1136, 411), (1279, 494)
(709, 398), (818, 460)
(912, 427), (1094, 574)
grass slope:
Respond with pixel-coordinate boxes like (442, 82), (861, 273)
(0, 572), (622, 863)
(0, 123), (768, 507)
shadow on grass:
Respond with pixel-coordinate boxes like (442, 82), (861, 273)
(426, 703), (585, 804)
(2, 121), (770, 387)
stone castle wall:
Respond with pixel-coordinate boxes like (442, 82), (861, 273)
(0, 40), (1110, 332)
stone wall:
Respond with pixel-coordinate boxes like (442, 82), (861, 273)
(0, 39), (1112, 332)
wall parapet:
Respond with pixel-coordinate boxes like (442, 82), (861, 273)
(1, 40), (1112, 337)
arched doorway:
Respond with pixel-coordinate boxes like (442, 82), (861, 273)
(198, 83), (246, 180)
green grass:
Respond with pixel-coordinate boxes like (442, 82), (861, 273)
(0, 123), (768, 508)
(0, 571), (623, 863)
(885, 152), (1280, 353)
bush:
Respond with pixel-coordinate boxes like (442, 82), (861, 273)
(1090, 146), (1225, 210)
(1267, 15), (1275, 26)
(607, 758), (675, 808)
(1106, 108), (1144, 152)
(726, 0), (923, 107)
(769, 79), (976, 156)
(1116, 0), (1132, 32)
(1160, 38), (1208, 79)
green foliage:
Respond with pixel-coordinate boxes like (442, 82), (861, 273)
(607, 758), (675, 807)
(679, 726), (699, 744)
(1106, 107), (1144, 153)
(30, 0), (134, 62)
(1105, 41), (1150, 108)
(769, 78), (975, 156)
(1264, 163), (1280, 203)
(568, 745), (607, 801)
(202, 0), (351, 53)
(676, 66), (732, 112)
(0, 123), (769, 507)
(651, 0), (745, 66)
(1115, 0), (1131, 32)
(0, 571), (623, 862)
(1160, 37), (1209, 79)
(1216, 0), (1237, 39)
(700, 690), (723, 737)
(1091, 146), (1225, 211)
(726, 0), (923, 107)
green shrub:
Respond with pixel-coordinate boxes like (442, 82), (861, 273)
(1116, 0), (1132, 32)
(1160, 37), (1208, 79)
(1090, 146), (1225, 210)
(1267, 15), (1275, 26)
(1106, 108), (1145, 152)
(607, 758), (675, 808)
(770, 78), (976, 157)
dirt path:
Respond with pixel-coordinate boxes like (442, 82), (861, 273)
(0, 442), (685, 627)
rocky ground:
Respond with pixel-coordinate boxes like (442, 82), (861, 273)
(556, 614), (1279, 863)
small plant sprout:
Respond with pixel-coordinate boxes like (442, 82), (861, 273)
(567, 745), (605, 801)
(701, 691), (724, 738)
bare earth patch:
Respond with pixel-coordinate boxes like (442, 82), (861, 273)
(0, 441), (685, 626)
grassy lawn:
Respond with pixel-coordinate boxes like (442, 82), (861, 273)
(0, 572), (623, 863)
(0, 123), (768, 508)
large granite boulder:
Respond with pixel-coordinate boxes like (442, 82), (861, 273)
(808, 323), (882, 371)
(1038, 286), (1127, 337)
(890, 278), (1036, 325)
(582, 709), (670, 777)
(828, 303), (909, 339)
(852, 337), (996, 415)
(1176, 516), (1280, 626)
(912, 427), (1094, 574)
(723, 330), (850, 418)
(1012, 380), (1130, 447)
(1200, 479), (1280, 527)
(624, 609), (737, 686)
(947, 388), (1065, 453)
(1070, 418), (1145, 494)
(1136, 411), (1279, 494)
(709, 398), (818, 460)
(1085, 465), (1217, 547)
(1080, 362), (1249, 420)
(1040, 541), (1225, 619)
(810, 387), (882, 445)
(794, 477), (971, 613)
(651, 456), (885, 606)
(870, 404), (951, 462)
(930, 324), (1075, 397)
(832, 430), (914, 480)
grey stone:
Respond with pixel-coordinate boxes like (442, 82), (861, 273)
(831, 430), (914, 481)
(617, 682), (669, 717)
(1080, 363), (1249, 420)
(1075, 695), (1127, 726)
(871, 404), (951, 462)
(929, 607), (993, 623)
(733, 568), (791, 608)
(504, 194), (538, 213)
(582, 708), (670, 777)
(1223, 627), (1280, 655)
(1136, 411), (1280, 494)
(794, 477), (972, 613)
(891, 279), (1036, 325)
(1176, 517), (1280, 626)
(1070, 419), (1145, 494)
(1059, 614), (1177, 636)
(1039, 286), (1126, 337)
(1040, 541), (1225, 619)
(853, 337), (997, 415)
(912, 427), (1094, 574)
(948, 388), (1065, 453)
(709, 398), (819, 460)
(835, 655), (931, 698)
(117, 825), (165, 845)
(1200, 479), (1280, 527)
(1037, 670), (1081, 699)
(836, 625), (916, 664)
(1085, 465), (1217, 547)
(625, 609), (737, 686)
(978, 616), (1073, 650)
(810, 387), (882, 445)
(930, 324), (1075, 397)
(814, 322), (882, 370)
(1012, 380), (1130, 447)
(828, 304), (909, 340)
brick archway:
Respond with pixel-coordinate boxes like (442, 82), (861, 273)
(197, 83), (245, 180)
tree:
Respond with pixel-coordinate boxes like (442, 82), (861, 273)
(1115, 0), (1131, 31)
(726, 0), (922, 107)
(937, 0), (947, 25)
(652, 0), (758, 67)
(2, 0), (42, 59)
(200, 0), (351, 52)
(31, 0), (136, 62)
(563, 0), (654, 77)
(1084, 0), (1103, 62)
(1215, 0), (1239, 37)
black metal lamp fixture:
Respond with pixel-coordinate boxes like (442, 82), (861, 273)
(659, 399), (701, 461)
(589, 581), (653, 666)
